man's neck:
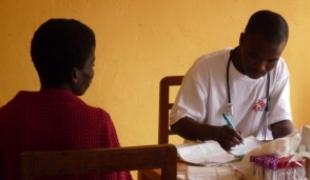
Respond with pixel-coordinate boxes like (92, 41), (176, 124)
(231, 47), (246, 75)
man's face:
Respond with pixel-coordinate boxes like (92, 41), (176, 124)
(238, 33), (287, 79)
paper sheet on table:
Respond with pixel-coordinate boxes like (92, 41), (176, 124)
(176, 140), (236, 165)
(177, 136), (262, 165)
(230, 136), (262, 156)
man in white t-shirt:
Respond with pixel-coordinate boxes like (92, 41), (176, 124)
(170, 10), (294, 150)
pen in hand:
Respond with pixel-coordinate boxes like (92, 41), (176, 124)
(222, 113), (243, 144)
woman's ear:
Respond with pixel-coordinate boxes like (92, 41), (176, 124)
(71, 67), (80, 85)
(70, 67), (83, 95)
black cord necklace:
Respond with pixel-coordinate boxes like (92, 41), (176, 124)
(225, 49), (271, 139)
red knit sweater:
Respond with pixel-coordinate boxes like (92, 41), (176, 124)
(0, 89), (132, 180)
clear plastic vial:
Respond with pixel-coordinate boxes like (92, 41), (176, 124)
(250, 155), (306, 180)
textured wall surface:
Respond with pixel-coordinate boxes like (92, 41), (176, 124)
(0, 0), (309, 151)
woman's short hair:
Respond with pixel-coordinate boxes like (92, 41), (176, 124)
(31, 18), (96, 86)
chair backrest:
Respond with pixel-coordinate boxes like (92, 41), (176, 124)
(20, 144), (177, 180)
(158, 76), (184, 144)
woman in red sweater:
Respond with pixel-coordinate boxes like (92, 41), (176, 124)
(0, 19), (132, 180)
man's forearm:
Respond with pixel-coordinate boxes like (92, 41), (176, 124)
(170, 117), (218, 141)
(270, 120), (294, 138)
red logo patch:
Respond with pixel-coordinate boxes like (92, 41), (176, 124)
(252, 99), (266, 112)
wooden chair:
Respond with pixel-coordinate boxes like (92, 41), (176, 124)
(158, 76), (184, 144)
(20, 144), (177, 180)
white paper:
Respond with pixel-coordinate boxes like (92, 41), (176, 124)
(176, 140), (236, 165)
(230, 136), (262, 156)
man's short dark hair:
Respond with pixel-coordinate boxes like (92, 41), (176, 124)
(31, 18), (96, 86)
(245, 10), (289, 43)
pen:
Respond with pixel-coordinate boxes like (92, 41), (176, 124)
(222, 113), (235, 130)
(223, 113), (244, 144)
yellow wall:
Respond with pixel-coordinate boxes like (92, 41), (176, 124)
(1, 0), (310, 149)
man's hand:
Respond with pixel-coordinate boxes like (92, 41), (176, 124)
(213, 125), (243, 151)
(171, 117), (243, 151)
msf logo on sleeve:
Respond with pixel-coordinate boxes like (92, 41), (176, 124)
(252, 98), (267, 112)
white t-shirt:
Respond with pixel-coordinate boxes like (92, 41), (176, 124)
(170, 49), (292, 139)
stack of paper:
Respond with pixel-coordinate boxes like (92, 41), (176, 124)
(176, 136), (262, 165)
(176, 140), (235, 165)
(230, 136), (262, 156)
